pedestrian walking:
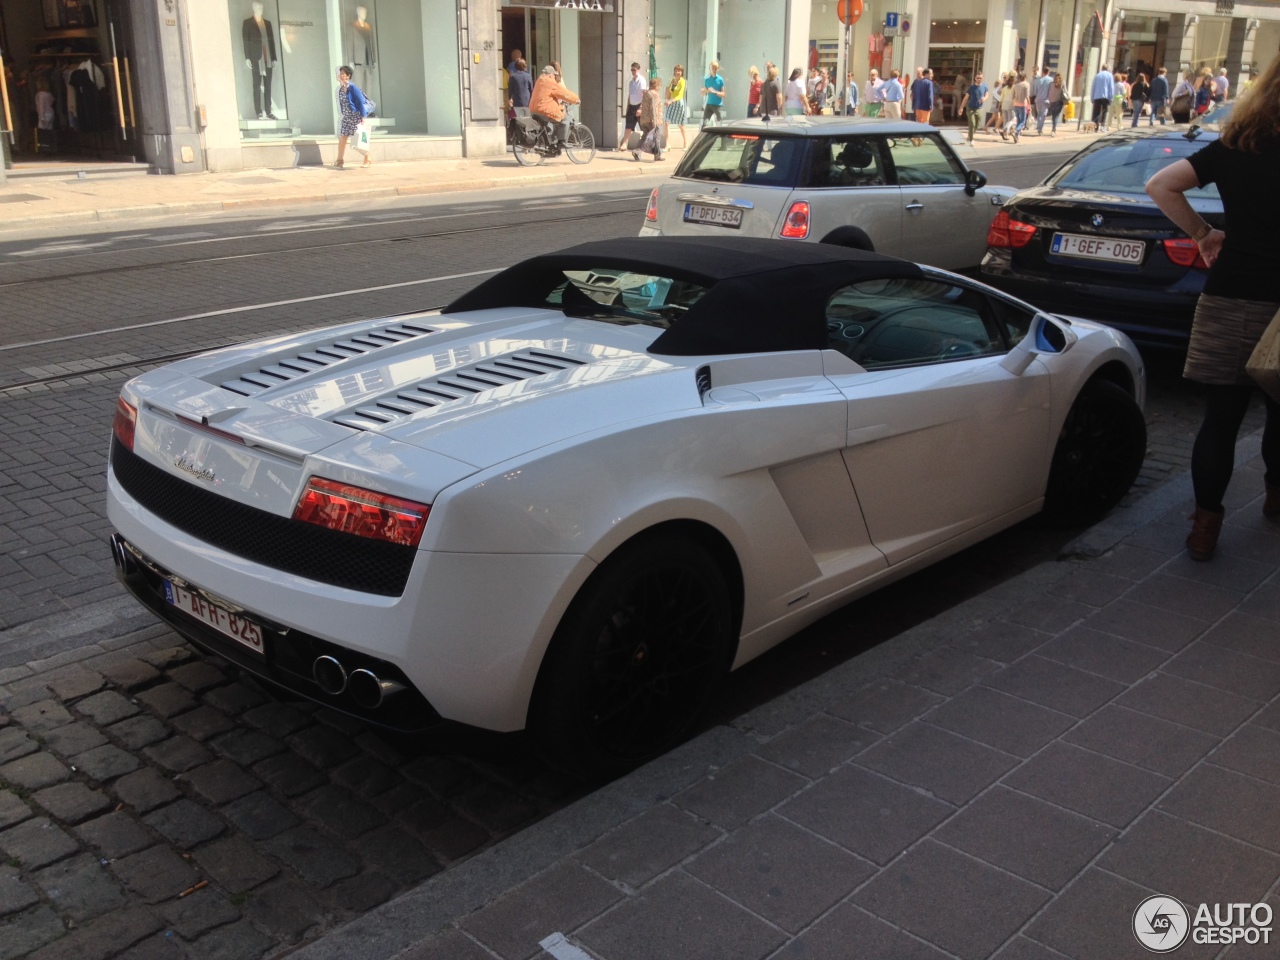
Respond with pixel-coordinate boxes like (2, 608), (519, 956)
(747, 66), (763, 118)
(1213, 67), (1230, 104)
(843, 71), (859, 115)
(635, 77), (664, 161)
(663, 65), (688, 148)
(1171, 69), (1195, 122)
(784, 68), (810, 115)
(1194, 68), (1214, 116)
(1011, 72), (1030, 141)
(880, 69), (904, 118)
(983, 76), (1004, 133)
(1145, 55), (1280, 560)
(953, 71), (968, 122)
(912, 67), (935, 124)
(1130, 72), (1151, 127)
(507, 57), (532, 118)
(966, 72), (988, 142)
(1046, 73), (1065, 134)
(623, 61), (644, 145)
(1111, 72), (1129, 131)
(862, 70), (883, 117)
(998, 73), (1017, 139)
(1033, 66), (1053, 134)
(1090, 64), (1114, 130)
(701, 60), (726, 124)
(758, 65), (782, 117)
(1150, 66), (1170, 124)
(333, 65), (373, 169)
(814, 68), (830, 114)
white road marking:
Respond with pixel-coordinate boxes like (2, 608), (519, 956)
(0, 268), (500, 352)
(147, 231), (215, 241)
(539, 932), (595, 960)
(7, 240), (116, 257)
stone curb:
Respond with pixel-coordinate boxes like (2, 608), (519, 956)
(288, 426), (1265, 960)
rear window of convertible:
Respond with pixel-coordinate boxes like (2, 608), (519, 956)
(674, 132), (806, 186)
(547, 269), (710, 328)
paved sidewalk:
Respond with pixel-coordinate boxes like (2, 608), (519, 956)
(0, 122), (1103, 233)
(292, 437), (1280, 960)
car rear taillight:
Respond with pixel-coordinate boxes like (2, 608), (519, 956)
(1162, 238), (1209, 270)
(645, 188), (659, 222)
(986, 210), (1037, 249)
(780, 201), (810, 239)
(113, 397), (137, 451)
(293, 477), (430, 548)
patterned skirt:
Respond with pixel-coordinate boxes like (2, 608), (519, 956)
(663, 100), (687, 124)
(1184, 293), (1280, 386)
(338, 91), (361, 136)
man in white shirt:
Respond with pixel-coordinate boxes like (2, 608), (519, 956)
(1213, 67), (1230, 103)
(624, 62), (644, 146)
(863, 69), (884, 117)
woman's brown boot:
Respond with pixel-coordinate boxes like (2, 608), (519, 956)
(1265, 483), (1280, 520)
(1186, 506), (1225, 561)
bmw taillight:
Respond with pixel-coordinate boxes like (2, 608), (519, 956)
(293, 477), (430, 547)
(1162, 238), (1209, 270)
(113, 397), (137, 451)
(986, 210), (1037, 249)
(780, 201), (810, 239)
(645, 188), (659, 222)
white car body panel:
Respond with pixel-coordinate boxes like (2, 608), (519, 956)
(106, 250), (1144, 735)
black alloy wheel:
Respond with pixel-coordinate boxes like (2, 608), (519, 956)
(1042, 378), (1147, 527)
(531, 534), (734, 781)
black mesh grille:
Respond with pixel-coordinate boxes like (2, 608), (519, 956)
(111, 438), (416, 596)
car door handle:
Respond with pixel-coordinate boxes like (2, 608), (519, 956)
(905, 202), (924, 211)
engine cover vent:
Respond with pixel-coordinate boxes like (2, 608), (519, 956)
(331, 350), (586, 431)
(219, 322), (437, 397)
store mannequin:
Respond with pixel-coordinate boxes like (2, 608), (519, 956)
(242, 2), (279, 119)
(347, 6), (378, 99)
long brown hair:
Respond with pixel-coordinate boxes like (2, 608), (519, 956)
(1222, 56), (1280, 153)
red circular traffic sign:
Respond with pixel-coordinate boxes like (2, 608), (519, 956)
(837, 0), (863, 25)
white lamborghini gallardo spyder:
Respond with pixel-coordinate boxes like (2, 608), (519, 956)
(107, 237), (1146, 778)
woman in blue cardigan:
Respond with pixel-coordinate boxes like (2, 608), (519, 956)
(335, 65), (373, 169)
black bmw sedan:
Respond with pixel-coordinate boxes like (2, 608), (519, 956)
(980, 127), (1223, 349)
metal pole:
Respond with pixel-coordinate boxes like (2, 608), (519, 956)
(1066, 0), (1082, 99)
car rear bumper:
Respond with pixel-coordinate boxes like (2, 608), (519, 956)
(981, 257), (1199, 349)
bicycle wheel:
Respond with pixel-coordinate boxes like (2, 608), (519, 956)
(513, 141), (545, 166)
(566, 124), (596, 164)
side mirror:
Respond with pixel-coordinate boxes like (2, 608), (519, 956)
(1000, 313), (1077, 374)
(964, 169), (988, 196)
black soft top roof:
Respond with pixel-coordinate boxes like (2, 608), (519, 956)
(444, 237), (925, 356)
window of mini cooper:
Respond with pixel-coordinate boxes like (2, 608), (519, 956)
(675, 132), (806, 186)
(547, 270), (710, 327)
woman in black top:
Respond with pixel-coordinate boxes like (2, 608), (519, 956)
(1147, 56), (1280, 560)
(1128, 73), (1150, 127)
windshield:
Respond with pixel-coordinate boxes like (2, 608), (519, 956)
(1046, 137), (1220, 198)
(546, 269), (709, 328)
(674, 132), (806, 186)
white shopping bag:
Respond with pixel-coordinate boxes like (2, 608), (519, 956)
(352, 120), (372, 155)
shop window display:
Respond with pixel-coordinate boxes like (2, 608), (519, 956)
(228, 0), (459, 141)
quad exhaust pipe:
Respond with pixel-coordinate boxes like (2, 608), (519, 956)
(312, 656), (403, 709)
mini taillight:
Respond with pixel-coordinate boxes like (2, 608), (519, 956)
(1162, 237), (1209, 270)
(780, 201), (810, 239)
(986, 210), (1037, 249)
(645, 188), (659, 222)
(293, 477), (430, 548)
(113, 398), (137, 451)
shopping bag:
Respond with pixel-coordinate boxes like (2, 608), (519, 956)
(352, 120), (372, 155)
(1063, 99), (1075, 120)
(1245, 307), (1280, 403)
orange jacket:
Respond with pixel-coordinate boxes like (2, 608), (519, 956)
(529, 75), (579, 121)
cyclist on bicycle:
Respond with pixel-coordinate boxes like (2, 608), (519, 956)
(530, 64), (580, 145)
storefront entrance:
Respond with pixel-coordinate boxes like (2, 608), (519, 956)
(0, 0), (144, 167)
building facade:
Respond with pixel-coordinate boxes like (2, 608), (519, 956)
(1, 0), (1276, 174)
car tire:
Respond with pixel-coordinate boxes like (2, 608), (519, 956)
(1041, 378), (1147, 527)
(530, 533), (735, 781)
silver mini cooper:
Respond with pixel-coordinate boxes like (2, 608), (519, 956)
(641, 117), (1010, 271)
